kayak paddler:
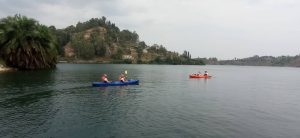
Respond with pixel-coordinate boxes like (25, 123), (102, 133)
(119, 73), (127, 82)
(204, 71), (208, 76)
(101, 74), (110, 83)
(197, 71), (202, 76)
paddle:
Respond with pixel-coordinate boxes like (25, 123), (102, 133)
(124, 70), (128, 80)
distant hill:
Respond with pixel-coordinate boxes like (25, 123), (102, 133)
(50, 17), (204, 65)
(205, 55), (300, 67)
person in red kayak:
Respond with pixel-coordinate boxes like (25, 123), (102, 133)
(101, 74), (110, 83)
(197, 71), (202, 76)
(119, 73), (126, 82)
(204, 71), (209, 76)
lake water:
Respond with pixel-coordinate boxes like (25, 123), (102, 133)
(1, 64), (300, 138)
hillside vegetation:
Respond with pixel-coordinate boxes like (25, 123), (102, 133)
(0, 15), (57, 70)
(52, 17), (204, 65)
(205, 55), (300, 67)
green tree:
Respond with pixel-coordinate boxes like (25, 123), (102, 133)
(71, 33), (95, 59)
(90, 31), (106, 57)
(0, 15), (57, 69)
(136, 41), (147, 59)
(111, 48), (123, 60)
(52, 28), (70, 56)
(119, 30), (139, 44)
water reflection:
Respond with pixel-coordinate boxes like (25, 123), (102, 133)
(97, 86), (130, 96)
(0, 69), (57, 137)
(0, 90), (54, 108)
(2, 64), (300, 137)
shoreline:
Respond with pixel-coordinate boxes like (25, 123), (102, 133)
(0, 65), (16, 72)
(58, 58), (206, 65)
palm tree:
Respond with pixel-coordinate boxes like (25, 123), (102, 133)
(0, 14), (57, 70)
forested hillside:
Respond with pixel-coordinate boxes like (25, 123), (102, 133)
(51, 17), (204, 65)
(206, 55), (300, 67)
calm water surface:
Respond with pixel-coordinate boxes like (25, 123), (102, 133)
(1, 64), (300, 138)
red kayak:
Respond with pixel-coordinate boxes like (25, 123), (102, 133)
(189, 74), (212, 78)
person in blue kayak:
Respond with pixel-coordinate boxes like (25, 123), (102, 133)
(204, 71), (209, 76)
(119, 73), (127, 82)
(101, 74), (110, 83)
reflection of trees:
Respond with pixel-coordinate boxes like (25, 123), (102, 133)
(0, 70), (56, 137)
(0, 89), (54, 108)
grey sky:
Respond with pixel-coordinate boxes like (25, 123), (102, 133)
(1, 0), (300, 59)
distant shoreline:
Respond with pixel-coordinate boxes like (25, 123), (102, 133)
(58, 60), (206, 65)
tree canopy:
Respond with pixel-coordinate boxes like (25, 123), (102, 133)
(0, 15), (58, 69)
(0, 15), (205, 67)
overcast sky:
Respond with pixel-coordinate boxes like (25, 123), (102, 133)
(1, 0), (300, 59)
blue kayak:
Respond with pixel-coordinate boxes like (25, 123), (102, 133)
(92, 79), (139, 87)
